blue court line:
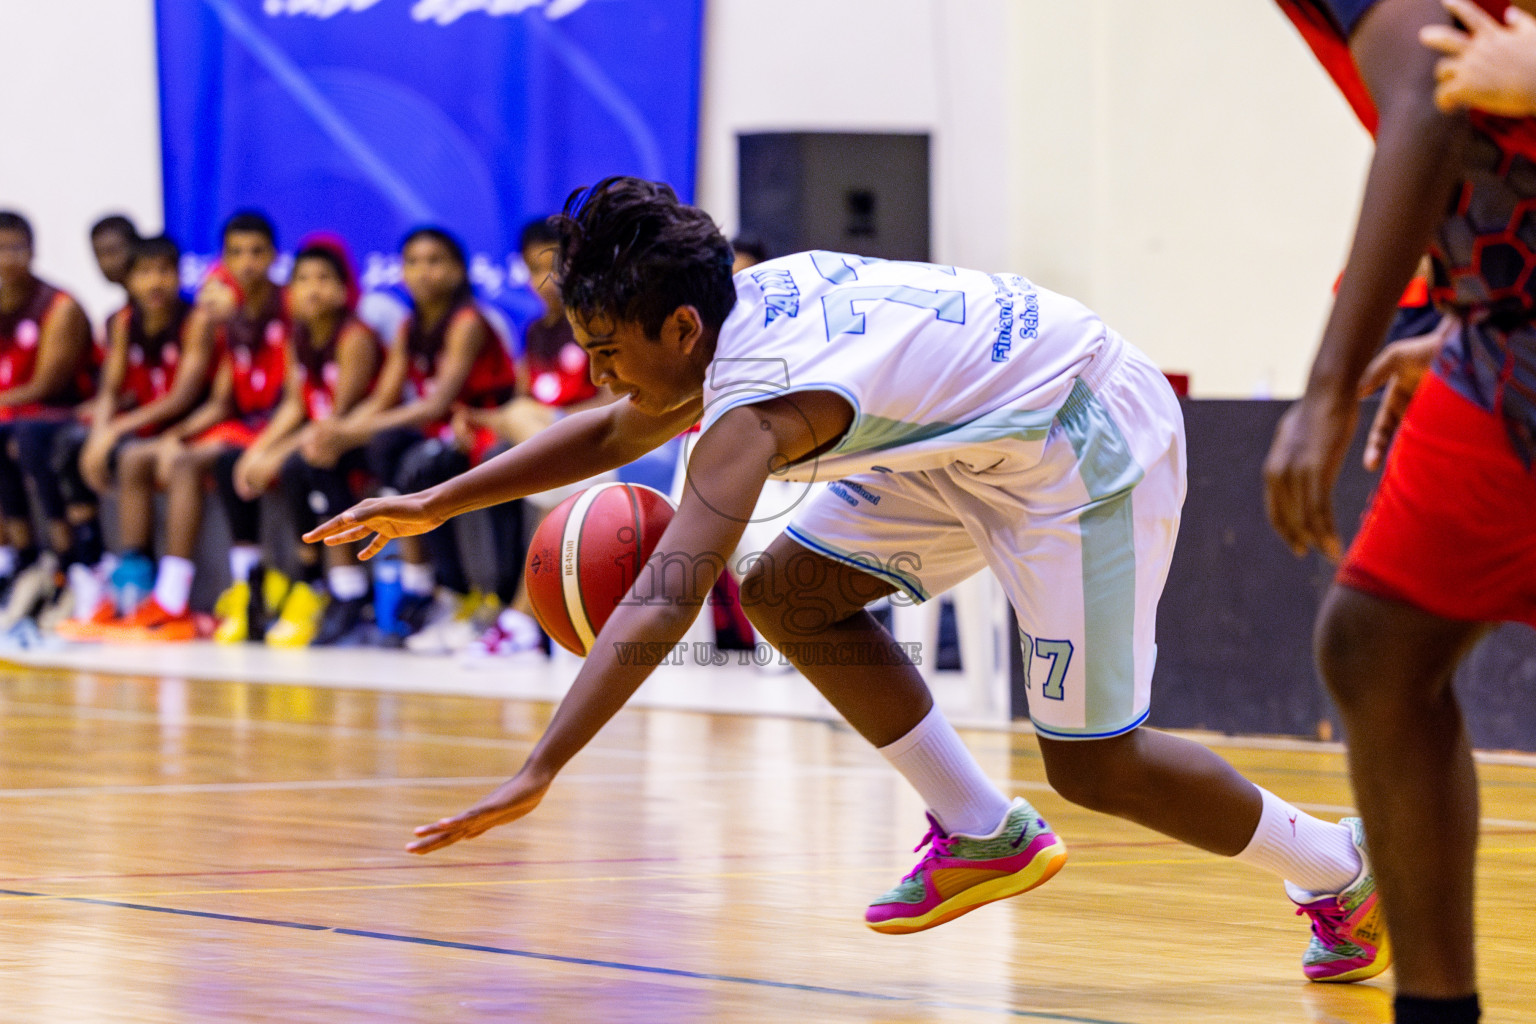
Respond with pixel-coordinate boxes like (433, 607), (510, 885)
(2, 886), (1132, 1023)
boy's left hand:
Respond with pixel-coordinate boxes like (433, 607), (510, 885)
(1422, 0), (1536, 116)
(407, 767), (551, 854)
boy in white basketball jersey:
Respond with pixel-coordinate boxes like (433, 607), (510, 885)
(311, 179), (1383, 979)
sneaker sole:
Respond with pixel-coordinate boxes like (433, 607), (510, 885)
(1308, 932), (1392, 984)
(866, 836), (1068, 935)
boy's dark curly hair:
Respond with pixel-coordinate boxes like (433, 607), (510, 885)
(554, 177), (736, 338)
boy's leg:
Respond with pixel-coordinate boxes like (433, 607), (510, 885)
(114, 441), (158, 553)
(209, 446), (270, 643)
(1315, 584), (1485, 1002)
(741, 531), (1066, 934)
(11, 418), (74, 557)
(0, 424), (38, 582)
(49, 422), (103, 570)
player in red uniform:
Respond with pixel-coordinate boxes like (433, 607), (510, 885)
(1266, 2), (1536, 1020)
(300, 227), (516, 645)
(90, 212), (286, 642)
(224, 239), (382, 647)
(50, 236), (215, 631)
(0, 211), (96, 630)
(89, 215), (138, 293)
(453, 219), (612, 657)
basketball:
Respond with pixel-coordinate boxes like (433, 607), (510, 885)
(524, 482), (677, 656)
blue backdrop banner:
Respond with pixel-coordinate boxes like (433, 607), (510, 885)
(157, 0), (703, 305)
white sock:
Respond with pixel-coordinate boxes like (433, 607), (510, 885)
(401, 561), (435, 596)
(1234, 786), (1362, 895)
(878, 704), (1013, 836)
(228, 544), (262, 584)
(153, 556), (196, 616)
(327, 564), (369, 601)
(0, 546), (17, 579)
(68, 562), (103, 618)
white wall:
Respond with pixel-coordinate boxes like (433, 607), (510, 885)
(0, 0), (164, 328)
(1006, 0), (1373, 397)
(2, 0), (1371, 396)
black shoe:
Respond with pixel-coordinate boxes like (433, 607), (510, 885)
(394, 592), (435, 637)
(314, 596), (369, 646)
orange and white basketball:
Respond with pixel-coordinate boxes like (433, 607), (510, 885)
(523, 483), (676, 656)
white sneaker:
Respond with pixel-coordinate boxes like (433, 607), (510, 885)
(0, 553), (57, 630)
(405, 591), (496, 655)
(461, 608), (545, 667)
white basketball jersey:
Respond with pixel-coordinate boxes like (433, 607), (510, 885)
(700, 251), (1119, 480)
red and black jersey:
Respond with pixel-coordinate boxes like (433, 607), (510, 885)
(0, 276), (94, 419)
(107, 300), (201, 420)
(523, 315), (597, 408)
(403, 297), (517, 411)
(1280, 0), (1536, 460)
(294, 315), (383, 421)
(216, 288), (288, 423)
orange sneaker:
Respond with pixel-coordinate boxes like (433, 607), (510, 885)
(54, 599), (121, 642)
(123, 597), (198, 643)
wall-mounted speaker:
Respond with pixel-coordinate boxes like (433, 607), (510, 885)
(738, 132), (930, 262)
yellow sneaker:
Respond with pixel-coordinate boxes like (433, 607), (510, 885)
(213, 580), (251, 644)
(265, 581), (327, 649)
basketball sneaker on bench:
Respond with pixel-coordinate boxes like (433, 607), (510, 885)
(866, 797), (1067, 934)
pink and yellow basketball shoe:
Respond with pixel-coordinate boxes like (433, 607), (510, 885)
(866, 797), (1067, 934)
(1289, 817), (1391, 983)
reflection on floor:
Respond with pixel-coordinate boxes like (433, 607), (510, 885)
(0, 665), (1534, 1021)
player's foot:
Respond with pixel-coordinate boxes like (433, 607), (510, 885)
(461, 608), (545, 666)
(0, 553), (58, 630)
(313, 595), (368, 646)
(265, 580), (326, 649)
(119, 596), (198, 643)
(406, 590), (496, 654)
(865, 797), (1067, 934)
(213, 579), (251, 644)
(108, 552), (154, 616)
(1288, 817), (1391, 984)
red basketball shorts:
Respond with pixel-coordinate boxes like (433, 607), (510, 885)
(1339, 372), (1536, 627)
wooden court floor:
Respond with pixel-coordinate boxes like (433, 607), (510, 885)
(0, 664), (1533, 1023)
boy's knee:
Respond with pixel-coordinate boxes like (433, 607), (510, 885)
(1041, 736), (1147, 816)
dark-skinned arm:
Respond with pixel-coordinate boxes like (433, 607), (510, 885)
(353, 314), (483, 435)
(165, 357), (235, 442)
(1265, 0), (1470, 558)
(404, 388), (855, 853)
(105, 309), (215, 437)
(306, 392), (703, 557)
(0, 296), (90, 408)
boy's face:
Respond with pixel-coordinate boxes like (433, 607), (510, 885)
(126, 256), (180, 316)
(221, 230), (275, 293)
(571, 308), (705, 417)
(288, 257), (348, 324)
(0, 229), (32, 288)
(93, 231), (134, 285)
(402, 237), (463, 305)
(523, 243), (561, 315)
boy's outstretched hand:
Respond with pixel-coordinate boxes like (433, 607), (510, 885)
(407, 768), (551, 854)
(303, 492), (448, 559)
(1422, 0), (1536, 116)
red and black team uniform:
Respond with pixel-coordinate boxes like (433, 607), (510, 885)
(405, 299), (518, 465)
(55, 298), (211, 517)
(278, 314), (385, 538)
(205, 290), (289, 552)
(522, 315), (597, 410)
(1282, 0), (1536, 626)
(202, 289), (288, 449)
(0, 277), (96, 530)
(367, 295), (517, 598)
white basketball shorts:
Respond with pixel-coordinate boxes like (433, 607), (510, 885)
(784, 338), (1186, 740)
